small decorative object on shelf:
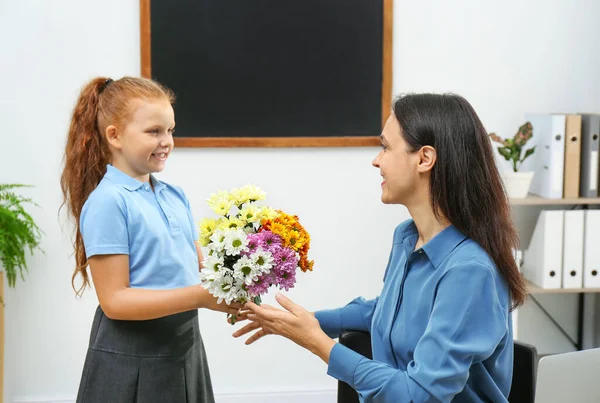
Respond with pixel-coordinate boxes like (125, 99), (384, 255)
(489, 122), (535, 199)
(490, 122), (535, 199)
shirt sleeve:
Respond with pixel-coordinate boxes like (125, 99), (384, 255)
(80, 190), (129, 257)
(327, 263), (507, 403)
(315, 296), (379, 339)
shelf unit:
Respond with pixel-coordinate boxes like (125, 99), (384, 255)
(511, 195), (600, 352)
(527, 281), (600, 295)
(510, 195), (600, 206)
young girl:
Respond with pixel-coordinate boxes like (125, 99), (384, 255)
(234, 93), (528, 402)
(60, 76), (242, 402)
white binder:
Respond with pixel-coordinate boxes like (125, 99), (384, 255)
(562, 210), (584, 288)
(523, 114), (566, 199)
(522, 210), (563, 289)
(583, 210), (600, 288)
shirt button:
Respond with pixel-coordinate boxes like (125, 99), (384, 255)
(418, 249), (423, 254)
(144, 185), (150, 191)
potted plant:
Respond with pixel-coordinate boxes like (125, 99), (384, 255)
(0, 184), (43, 290)
(489, 122), (536, 198)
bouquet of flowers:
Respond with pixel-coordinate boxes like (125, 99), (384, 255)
(198, 184), (314, 324)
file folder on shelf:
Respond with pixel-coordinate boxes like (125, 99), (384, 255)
(522, 210), (563, 289)
(583, 210), (600, 288)
(563, 114), (582, 199)
(562, 210), (584, 288)
(579, 114), (600, 197)
(523, 114), (566, 199)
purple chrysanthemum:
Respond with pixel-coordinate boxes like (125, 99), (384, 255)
(244, 233), (262, 255)
(258, 231), (282, 250)
(275, 268), (297, 291)
(248, 272), (274, 296)
(272, 246), (298, 273)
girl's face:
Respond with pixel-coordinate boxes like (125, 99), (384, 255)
(107, 97), (175, 182)
(372, 115), (420, 205)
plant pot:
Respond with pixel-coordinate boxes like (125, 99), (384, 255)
(502, 171), (534, 199)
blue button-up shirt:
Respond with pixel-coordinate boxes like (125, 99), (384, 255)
(80, 165), (201, 289)
(316, 220), (512, 402)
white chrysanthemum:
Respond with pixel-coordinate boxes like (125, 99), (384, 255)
(200, 266), (222, 283)
(209, 229), (227, 249)
(250, 249), (274, 273)
(232, 255), (263, 285)
(203, 254), (224, 273)
(223, 228), (249, 256)
(211, 274), (234, 304)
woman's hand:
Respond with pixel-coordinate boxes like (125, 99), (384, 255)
(232, 293), (336, 363)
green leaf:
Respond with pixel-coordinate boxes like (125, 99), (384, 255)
(0, 183), (44, 288)
(522, 147), (535, 161)
(497, 147), (511, 161)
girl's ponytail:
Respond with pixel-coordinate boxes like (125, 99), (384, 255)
(60, 77), (112, 296)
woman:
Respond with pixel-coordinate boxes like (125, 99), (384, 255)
(233, 93), (527, 402)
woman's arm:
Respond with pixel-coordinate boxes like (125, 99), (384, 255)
(327, 263), (507, 402)
(90, 254), (242, 321)
(315, 296), (379, 338)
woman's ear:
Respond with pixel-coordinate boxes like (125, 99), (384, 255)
(105, 125), (121, 150)
(417, 145), (437, 173)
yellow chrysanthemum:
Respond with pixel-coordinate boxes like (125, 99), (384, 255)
(230, 187), (251, 206)
(267, 222), (288, 238)
(238, 204), (261, 223)
(208, 196), (233, 216)
(217, 217), (246, 231)
(241, 184), (267, 201)
(198, 218), (219, 246)
(285, 230), (306, 251)
(258, 206), (279, 221)
(206, 189), (232, 205)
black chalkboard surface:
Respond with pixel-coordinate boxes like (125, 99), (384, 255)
(140, 0), (392, 147)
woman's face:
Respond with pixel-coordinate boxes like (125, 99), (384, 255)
(372, 115), (421, 205)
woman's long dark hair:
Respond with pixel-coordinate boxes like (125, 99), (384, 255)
(393, 93), (527, 309)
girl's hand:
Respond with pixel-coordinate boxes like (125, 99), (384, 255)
(197, 286), (244, 315)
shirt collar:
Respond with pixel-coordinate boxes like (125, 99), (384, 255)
(397, 219), (468, 269)
(104, 165), (166, 193)
(421, 224), (468, 268)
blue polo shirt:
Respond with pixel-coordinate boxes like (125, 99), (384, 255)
(316, 220), (512, 402)
(80, 165), (200, 289)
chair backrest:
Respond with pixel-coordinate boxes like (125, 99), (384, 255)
(509, 340), (537, 403)
(338, 331), (371, 403)
(337, 331), (538, 403)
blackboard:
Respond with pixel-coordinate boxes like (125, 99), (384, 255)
(140, 0), (392, 147)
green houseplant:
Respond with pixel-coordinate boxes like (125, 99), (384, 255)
(489, 121), (535, 172)
(489, 122), (536, 198)
(0, 184), (43, 288)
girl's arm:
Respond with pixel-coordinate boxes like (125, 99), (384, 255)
(90, 254), (242, 321)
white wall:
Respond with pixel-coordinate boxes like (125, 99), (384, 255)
(2, 0), (600, 401)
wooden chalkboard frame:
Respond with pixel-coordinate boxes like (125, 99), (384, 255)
(140, 0), (393, 148)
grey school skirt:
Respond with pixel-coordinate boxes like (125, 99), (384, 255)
(76, 306), (215, 403)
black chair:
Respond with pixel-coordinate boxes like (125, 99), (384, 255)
(337, 331), (538, 403)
